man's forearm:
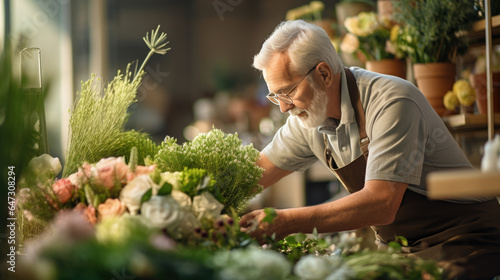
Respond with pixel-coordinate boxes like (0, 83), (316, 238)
(281, 180), (408, 234)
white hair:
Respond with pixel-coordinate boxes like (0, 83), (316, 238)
(253, 20), (343, 78)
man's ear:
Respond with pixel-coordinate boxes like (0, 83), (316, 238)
(316, 62), (333, 88)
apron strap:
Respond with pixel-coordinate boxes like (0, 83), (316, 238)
(344, 68), (369, 154)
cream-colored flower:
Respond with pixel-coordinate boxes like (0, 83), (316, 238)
(170, 190), (192, 211)
(294, 255), (343, 280)
(356, 12), (379, 36)
(27, 154), (62, 178)
(345, 12), (379, 37)
(177, 211), (201, 237)
(140, 195), (182, 229)
(119, 175), (156, 215)
(344, 16), (360, 35)
(160, 171), (182, 190)
(192, 192), (224, 221)
(96, 214), (152, 244)
(97, 198), (127, 220)
(340, 33), (360, 54)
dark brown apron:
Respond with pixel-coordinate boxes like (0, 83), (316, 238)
(323, 68), (500, 280)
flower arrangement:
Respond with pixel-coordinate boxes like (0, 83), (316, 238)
(17, 150), (246, 248)
(12, 23), (444, 280)
(340, 11), (404, 61)
(391, 0), (480, 64)
(15, 202), (444, 280)
(154, 129), (264, 212)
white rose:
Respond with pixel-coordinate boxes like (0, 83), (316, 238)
(170, 190), (192, 211)
(119, 175), (156, 215)
(215, 247), (291, 280)
(294, 255), (335, 280)
(192, 192), (224, 221)
(176, 211), (201, 237)
(27, 154), (62, 178)
(159, 171), (182, 190)
(140, 195), (182, 229)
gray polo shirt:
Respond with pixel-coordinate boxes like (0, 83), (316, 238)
(263, 67), (487, 202)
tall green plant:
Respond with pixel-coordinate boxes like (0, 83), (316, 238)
(63, 26), (170, 177)
(392, 0), (480, 64)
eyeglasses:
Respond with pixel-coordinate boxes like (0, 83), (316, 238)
(266, 65), (317, 105)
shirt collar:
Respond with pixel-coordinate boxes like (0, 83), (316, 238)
(317, 68), (356, 133)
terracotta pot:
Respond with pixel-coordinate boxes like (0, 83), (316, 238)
(469, 72), (500, 115)
(312, 19), (336, 38)
(377, 0), (394, 17)
(413, 63), (456, 116)
(366, 59), (406, 79)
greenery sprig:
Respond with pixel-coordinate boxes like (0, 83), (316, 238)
(63, 26), (170, 177)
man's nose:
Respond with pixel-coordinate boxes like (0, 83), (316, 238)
(279, 100), (294, 113)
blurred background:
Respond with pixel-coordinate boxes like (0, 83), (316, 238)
(2, 0), (362, 208)
(2, 0), (498, 208)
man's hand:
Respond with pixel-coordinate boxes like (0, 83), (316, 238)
(239, 209), (290, 244)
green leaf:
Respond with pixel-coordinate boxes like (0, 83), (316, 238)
(395, 235), (408, 246)
(284, 235), (298, 245)
(312, 227), (318, 239)
(140, 188), (152, 204)
(388, 241), (402, 251)
(294, 233), (307, 243)
(262, 207), (277, 224)
(149, 169), (161, 184)
(157, 182), (173, 196)
(128, 146), (138, 172)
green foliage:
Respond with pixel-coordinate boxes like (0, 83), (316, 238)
(178, 167), (216, 198)
(270, 231), (331, 263)
(63, 26), (170, 177)
(344, 249), (443, 280)
(392, 0), (480, 63)
(261, 208), (277, 224)
(154, 129), (264, 212)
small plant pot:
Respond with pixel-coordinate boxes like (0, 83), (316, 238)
(469, 72), (500, 115)
(413, 62), (456, 116)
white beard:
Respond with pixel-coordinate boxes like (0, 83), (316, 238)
(289, 81), (329, 129)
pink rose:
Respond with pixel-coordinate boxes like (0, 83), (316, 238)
(52, 178), (75, 204)
(126, 164), (157, 181)
(97, 198), (127, 220)
(93, 157), (130, 189)
(73, 203), (97, 225)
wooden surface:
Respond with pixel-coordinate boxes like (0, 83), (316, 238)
(427, 169), (500, 199)
(442, 113), (500, 132)
(469, 14), (500, 47)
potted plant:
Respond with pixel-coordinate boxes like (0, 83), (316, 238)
(340, 11), (407, 78)
(392, 0), (480, 116)
(469, 50), (500, 115)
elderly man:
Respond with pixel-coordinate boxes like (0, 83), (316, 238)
(239, 20), (500, 280)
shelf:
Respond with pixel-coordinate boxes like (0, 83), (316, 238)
(427, 169), (500, 199)
(441, 113), (500, 132)
(468, 14), (500, 47)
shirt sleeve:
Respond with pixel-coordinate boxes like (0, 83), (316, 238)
(262, 116), (319, 172)
(365, 98), (428, 185)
